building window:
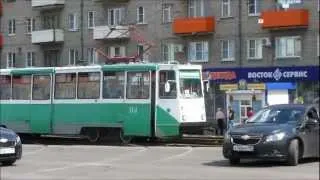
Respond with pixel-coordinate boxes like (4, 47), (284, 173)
(108, 8), (124, 26)
(248, 0), (261, 16)
(162, 4), (172, 23)
(68, 13), (78, 31)
(137, 45), (149, 62)
(247, 39), (263, 59)
(8, 19), (16, 35)
(88, 11), (95, 29)
(87, 48), (97, 64)
(221, 40), (235, 61)
(26, 52), (35, 67)
(109, 46), (126, 57)
(317, 34), (320, 56)
(7, 52), (16, 68)
(162, 44), (169, 62)
(162, 43), (184, 62)
(276, 36), (301, 58)
(69, 49), (79, 65)
(221, 0), (231, 17)
(42, 15), (60, 29)
(188, 0), (204, 17)
(188, 41), (208, 62)
(26, 18), (35, 34)
(277, 0), (302, 5)
(137, 6), (145, 24)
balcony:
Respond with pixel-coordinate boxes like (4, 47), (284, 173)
(32, 0), (65, 10)
(32, 29), (64, 44)
(0, 33), (3, 49)
(93, 25), (130, 40)
(173, 17), (215, 35)
(260, 9), (309, 30)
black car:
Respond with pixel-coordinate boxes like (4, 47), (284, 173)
(0, 127), (22, 166)
(223, 104), (319, 166)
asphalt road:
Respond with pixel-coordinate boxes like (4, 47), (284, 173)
(1, 144), (319, 180)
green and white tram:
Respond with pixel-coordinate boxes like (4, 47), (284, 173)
(0, 63), (206, 143)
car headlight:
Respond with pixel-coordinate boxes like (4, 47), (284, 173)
(224, 132), (231, 141)
(15, 135), (21, 145)
(265, 132), (285, 142)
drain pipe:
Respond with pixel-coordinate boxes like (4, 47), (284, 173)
(238, 0), (243, 67)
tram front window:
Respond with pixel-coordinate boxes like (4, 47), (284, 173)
(179, 70), (202, 98)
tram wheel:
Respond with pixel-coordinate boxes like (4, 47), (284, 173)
(85, 128), (101, 143)
(119, 129), (133, 144)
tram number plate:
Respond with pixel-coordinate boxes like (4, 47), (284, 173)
(233, 145), (254, 152)
(0, 148), (15, 154)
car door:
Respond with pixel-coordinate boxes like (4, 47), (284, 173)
(302, 107), (319, 157)
(311, 108), (320, 157)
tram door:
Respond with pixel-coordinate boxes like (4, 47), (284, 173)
(30, 74), (53, 133)
(124, 71), (153, 137)
(156, 70), (179, 137)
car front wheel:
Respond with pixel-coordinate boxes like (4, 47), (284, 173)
(287, 139), (299, 166)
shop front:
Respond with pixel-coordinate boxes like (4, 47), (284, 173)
(203, 66), (319, 124)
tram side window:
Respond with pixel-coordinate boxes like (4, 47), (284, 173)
(78, 72), (100, 99)
(159, 71), (177, 99)
(127, 72), (150, 99)
(12, 75), (31, 100)
(32, 75), (51, 100)
(55, 73), (76, 99)
(103, 72), (124, 99)
(0, 75), (11, 100)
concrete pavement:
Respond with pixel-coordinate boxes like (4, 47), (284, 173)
(1, 144), (319, 180)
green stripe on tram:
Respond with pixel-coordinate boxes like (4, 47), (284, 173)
(102, 64), (158, 71)
(10, 68), (55, 75)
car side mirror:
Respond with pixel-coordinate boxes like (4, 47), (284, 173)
(305, 118), (319, 127)
(165, 81), (171, 93)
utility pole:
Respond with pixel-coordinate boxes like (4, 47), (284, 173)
(80, 0), (84, 64)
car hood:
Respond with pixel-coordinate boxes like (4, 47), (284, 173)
(230, 123), (294, 136)
(0, 127), (17, 140)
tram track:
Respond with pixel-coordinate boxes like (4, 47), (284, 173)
(20, 134), (224, 147)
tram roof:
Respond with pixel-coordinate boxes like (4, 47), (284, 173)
(0, 63), (202, 75)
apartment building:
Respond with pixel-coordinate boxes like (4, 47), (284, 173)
(1, 0), (319, 122)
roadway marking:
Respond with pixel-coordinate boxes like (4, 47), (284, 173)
(27, 146), (148, 174)
(22, 146), (47, 156)
(150, 147), (193, 163)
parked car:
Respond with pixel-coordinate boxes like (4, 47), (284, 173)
(0, 127), (22, 166)
(223, 104), (319, 166)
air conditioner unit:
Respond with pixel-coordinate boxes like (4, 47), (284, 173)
(262, 38), (271, 47)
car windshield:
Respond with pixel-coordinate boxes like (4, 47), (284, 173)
(246, 107), (305, 124)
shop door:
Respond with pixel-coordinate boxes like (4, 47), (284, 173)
(240, 100), (252, 123)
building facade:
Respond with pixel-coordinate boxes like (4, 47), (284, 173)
(1, 0), (319, 122)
